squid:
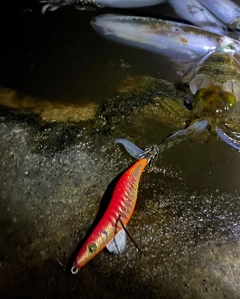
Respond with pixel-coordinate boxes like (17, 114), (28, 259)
(37, 0), (240, 153)
(38, 0), (240, 37)
(91, 12), (240, 156)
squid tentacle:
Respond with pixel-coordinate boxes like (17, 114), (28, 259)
(114, 138), (158, 162)
(216, 126), (240, 151)
(114, 138), (144, 160)
(143, 119), (209, 157)
(197, 0), (240, 32)
(169, 0), (227, 35)
(90, 0), (166, 8)
(115, 119), (209, 161)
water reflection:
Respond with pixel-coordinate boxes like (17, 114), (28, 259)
(0, 4), (179, 103)
(1, 2), (240, 194)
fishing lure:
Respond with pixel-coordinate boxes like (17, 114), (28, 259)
(71, 156), (151, 274)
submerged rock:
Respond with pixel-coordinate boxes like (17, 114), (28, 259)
(0, 86), (98, 122)
(0, 76), (240, 298)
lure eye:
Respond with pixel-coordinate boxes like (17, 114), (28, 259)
(225, 92), (236, 111)
(88, 243), (97, 253)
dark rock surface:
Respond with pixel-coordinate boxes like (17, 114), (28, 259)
(0, 77), (240, 299)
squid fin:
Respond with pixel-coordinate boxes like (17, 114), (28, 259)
(106, 227), (127, 255)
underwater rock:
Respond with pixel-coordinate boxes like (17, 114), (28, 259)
(0, 87), (97, 122)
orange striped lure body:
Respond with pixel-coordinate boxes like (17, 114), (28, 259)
(71, 157), (148, 274)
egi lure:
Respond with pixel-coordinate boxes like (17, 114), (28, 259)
(71, 156), (150, 273)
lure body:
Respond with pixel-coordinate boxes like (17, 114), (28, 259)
(71, 157), (148, 273)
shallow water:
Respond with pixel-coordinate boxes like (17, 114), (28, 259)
(0, 3), (179, 103)
(1, 2), (240, 298)
(2, 1), (240, 191)
(1, 1), (240, 104)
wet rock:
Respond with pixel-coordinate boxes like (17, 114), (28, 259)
(0, 77), (240, 298)
(0, 87), (97, 122)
